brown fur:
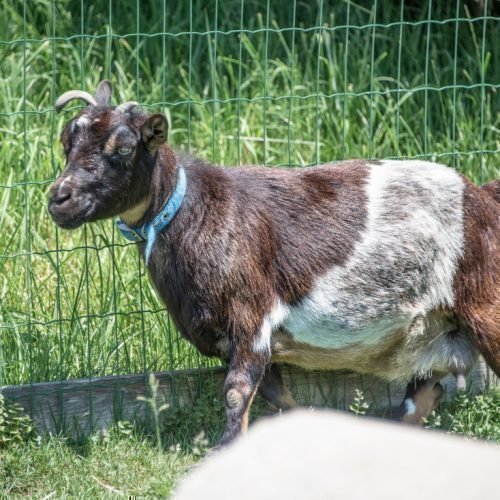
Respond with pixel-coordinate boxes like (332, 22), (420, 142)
(454, 178), (500, 377)
(481, 179), (500, 203)
(146, 157), (370, 359)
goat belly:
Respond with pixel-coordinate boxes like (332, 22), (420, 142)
(268, 160), (477, 381)
(272, 311), (476, 381)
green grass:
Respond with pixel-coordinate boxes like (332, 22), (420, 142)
(425, 390), (500, 441)
(0, 0), (499, 388)
(1, 385), (499, 498)
(0, 432), (196, 497)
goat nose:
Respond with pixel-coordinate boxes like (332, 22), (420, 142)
(51, 180), (72, 205)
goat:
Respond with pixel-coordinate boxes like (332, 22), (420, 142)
(49, 81), (500, 444)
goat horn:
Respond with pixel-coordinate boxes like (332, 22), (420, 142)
(116, 101), (139, 113)
(55, 90), (98, 112)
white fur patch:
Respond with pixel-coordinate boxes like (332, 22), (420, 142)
(253, 301), (289, 354)
(76, 116), (91, 127)
(404, 398), (417, 416)
(280, 160), (466, 377)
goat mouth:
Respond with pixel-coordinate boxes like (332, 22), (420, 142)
(49, 203), (94, 230)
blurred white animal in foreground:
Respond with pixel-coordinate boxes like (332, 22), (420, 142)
(175, 409), (499, 500)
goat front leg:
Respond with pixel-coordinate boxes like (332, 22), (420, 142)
(220, 343), (269, 446)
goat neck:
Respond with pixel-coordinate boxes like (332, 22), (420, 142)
(119, 144), (178, 228)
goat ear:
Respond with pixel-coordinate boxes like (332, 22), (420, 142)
(141, 114), (169, 153)
(95, 80), (112, 106)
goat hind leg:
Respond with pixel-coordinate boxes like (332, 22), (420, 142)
(258, 363), (297, 411)
(400, 375), (444, 425)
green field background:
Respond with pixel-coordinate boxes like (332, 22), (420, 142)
(0, 0), (499, 386)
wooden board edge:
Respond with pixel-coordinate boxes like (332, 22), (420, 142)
(1, 360), (497, 438)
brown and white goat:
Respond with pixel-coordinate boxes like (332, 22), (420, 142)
(49, 81), (500, 444)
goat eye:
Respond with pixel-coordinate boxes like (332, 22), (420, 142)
(117, 146), (133, 156)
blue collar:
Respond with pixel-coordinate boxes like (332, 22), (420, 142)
(116, 166), (187, 263)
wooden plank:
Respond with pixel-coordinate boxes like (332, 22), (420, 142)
(2, 367), (226, 438)
(2, 360), (497, 438)
(283, 360), (497, 410)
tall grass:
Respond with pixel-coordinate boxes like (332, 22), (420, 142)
(0, 0), (499, 386)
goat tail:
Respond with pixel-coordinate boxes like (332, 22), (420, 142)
(481, 179), (500, 203)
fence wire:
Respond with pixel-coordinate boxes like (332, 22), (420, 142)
(0, 1), (499, 401)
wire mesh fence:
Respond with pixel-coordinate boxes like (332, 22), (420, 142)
(0, 0), (499, 396)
